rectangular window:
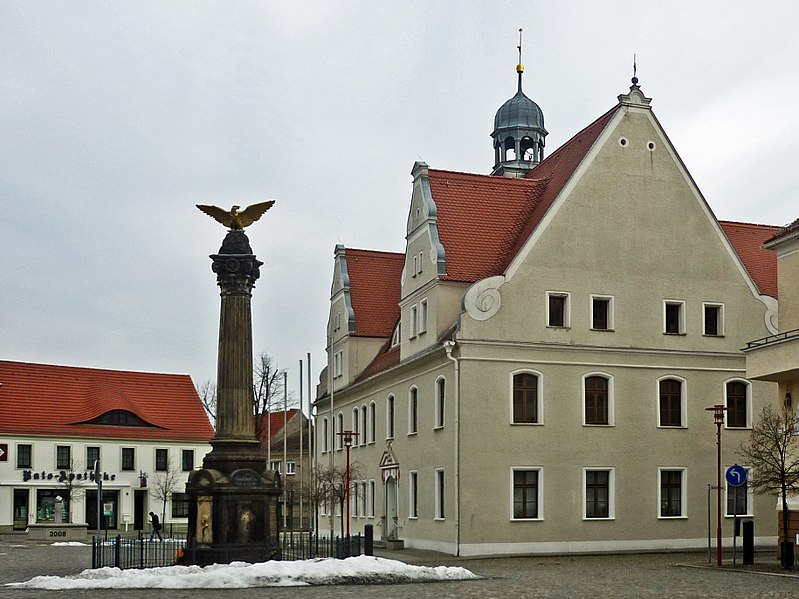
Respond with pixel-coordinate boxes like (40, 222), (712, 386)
(360, 481), (367, 517)
(584, 469), (613, 519)
(410, 305), (419, 337)
(172, 492), (190, 518)
(435, 379), (445, 428)
(86, 446), (100, 469)
(513, 468), (541, 519)
(56, 446), (71, 470)
(121, 447), (135, 471)
(155, 448), (168, 471)
(182, 449), (194, 472)
(286, 461), (296, 475)
(584, 376), (610, 425)
(412, 254), (419, 277)
(417, 251), (423, 274)
(369, 480), (375, 517)
(419, 299), (428, 334)
(513, 372), (539, 423)
(17, 444), (32, 469)
(369, 403), (376, 443)
(322, 418), (329, 453)
(333, 351), (343, 378)
(664, 300), (685, 334)
(409, 471), (419, 518)
(591, 295), (613, 330)
(435, 469), (445, 519)
(409, 388), (418, 434)
(547, 292), (570, 327)
(726, 381), (749, 428)
(659, 469), (685, 517)
(658, 379), (683, 427)
(270, 460), (281, 472)
(703, 303), (724, 336)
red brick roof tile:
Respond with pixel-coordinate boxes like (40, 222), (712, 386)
(344, 249), (404, 338)
(0, 361), (214, 441)
(255, 409), (303, 442)
(720, 221), (780, 298)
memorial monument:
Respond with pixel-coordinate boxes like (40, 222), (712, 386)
(184, 201), (282, 565)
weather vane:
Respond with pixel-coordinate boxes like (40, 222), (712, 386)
(196, 201), (275, 231)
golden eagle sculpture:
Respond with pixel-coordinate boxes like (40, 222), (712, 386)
(196, 201), (275, 231)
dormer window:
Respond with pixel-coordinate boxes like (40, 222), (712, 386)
(391, 323), (401, 347)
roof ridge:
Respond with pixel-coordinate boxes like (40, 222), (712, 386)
(428, 168), (542, 185)
(344, 248), (405, 257)
(718, 220), (780, 229)
(0, 359), (191, 378)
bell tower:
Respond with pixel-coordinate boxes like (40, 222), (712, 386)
(491, 29), (548, 178)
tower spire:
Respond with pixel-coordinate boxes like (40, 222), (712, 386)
(632, 53), (639, 85)
(516, 28), (524, 93)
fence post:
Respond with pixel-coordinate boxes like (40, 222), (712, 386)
(364, 525), (373, 556)
(114, 535), (121, 568)
(91, 536), (96, 569)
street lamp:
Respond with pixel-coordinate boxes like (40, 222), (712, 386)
(336, 429), (358, 538)
(705, 403), (726, 567)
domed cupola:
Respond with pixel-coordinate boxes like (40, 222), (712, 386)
(491, 30), (547, 177)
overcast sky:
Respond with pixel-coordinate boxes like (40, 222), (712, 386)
(2, 2), (798, 407)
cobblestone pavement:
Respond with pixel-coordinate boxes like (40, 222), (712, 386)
(1, 536), (797, 599)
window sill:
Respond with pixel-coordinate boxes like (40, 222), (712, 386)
(725, 426), (751, 431)
(546, 325), (571, 330)
(510, 517), (543, 522)
(663, 332), (686, 336)
(511, 421), (543, 426)
(408, 516), (418, 520)
(407, 432), (417, 437)
(433, 425), (444, 431)
(658, 515), (688, 520)
(725, 513), (753, 519)
(702, 333), (725, 338)
(590, 328), (615, 332)
(583, 423), (614, 427)
(434, 517), (446, 522)
(583, 517), (615, 521)
(657, 425), (687, 429)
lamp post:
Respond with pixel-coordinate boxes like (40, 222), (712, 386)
(337, 429), (357, 537)
(705, 403), (726, 567)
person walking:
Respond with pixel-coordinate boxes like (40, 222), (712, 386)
(149, 511), (163, 541)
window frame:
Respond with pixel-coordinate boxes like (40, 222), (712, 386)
(121, 447), (135, 471)
(702, 302), (725, 337)
(583, 467), (615, 520)
(419, 299), (428, 334)
(409, 470), (419, 519)
(155, 448), (168, 472)
(86, 446), (101, 469)
(181, 449), (194, 472)
(725, 379), (751, 429)
(434, 377), (446, 429)
(658, 467), (687, 519)
(663, 300), (686, 335)
(171, 492), (190, 518)
(408, 386), (418, 435)
(16, 443), (32, 469)
(511, 369), (543, 425)
(369, 402), (376, 444)
(333, 351), (343, 378)
(410, 304), (419, 338)
(582, 373), (614, 426)
(352, 407), (360, 442)
(590, 294), (615, 331)
(336, 412), (344, 449)
(546, 291), (571, 328)
(386, 395), (395, 440)
(368, 480), (376, 518)
(434, 468), (445, 520)
(55, 445), (72, 470)
(360, 405), (368, 445)
(510, 466), (544, 521)
(322, 417), (329, 453)
(657, 376), (687, 428)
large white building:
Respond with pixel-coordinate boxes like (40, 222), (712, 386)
(0, 361), (213, 533)
(315, 69), (785, 556)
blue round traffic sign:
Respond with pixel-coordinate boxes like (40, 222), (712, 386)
(726, 464), (747, 487)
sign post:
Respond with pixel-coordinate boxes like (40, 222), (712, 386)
(726, 464), (747, 567)
(94, 460), (102, 534)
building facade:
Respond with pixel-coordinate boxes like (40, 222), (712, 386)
(315, 72), (784, 556)
(0, 361), (213, 533)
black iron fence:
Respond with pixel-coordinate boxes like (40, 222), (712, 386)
(92, 532), (186, 569)
(280, 531), (366, 560)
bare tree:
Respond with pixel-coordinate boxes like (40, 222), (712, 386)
(151, 457), (183, 528)
(196, 379), (217, 425)
(738, 403), (799, 568)
(57, 460), (88, 523)
(302, 464), (332, 538)
(253, 352), (284, 440)
(317, 462), (363, 537)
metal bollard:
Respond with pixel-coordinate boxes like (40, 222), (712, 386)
(364, 524), (374, 556)
(742, 520), (754, 565)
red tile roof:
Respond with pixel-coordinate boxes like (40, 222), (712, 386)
(344, 248), (404, 338)
(0, 361), (214, 442)
(720, 221), (781, 298)
(764, 217), (799, 246)
(355, 340), (400, 383)
(428, 107), (617, 282)
(255, 409), (300, 442)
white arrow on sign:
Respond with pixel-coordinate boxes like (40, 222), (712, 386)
(0, 446), (5, 459)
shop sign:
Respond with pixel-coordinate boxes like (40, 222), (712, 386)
(22, 470), (117, 483)
(103, 502), (114, 517)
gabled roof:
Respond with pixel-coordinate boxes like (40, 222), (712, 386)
(255, 408), (300, 442)
(764, 217), (799, 247)
(0, 361), (214, 442)
(720, 221), (781, 298)
(428, 107), (618, 283)
(344, 248), (404, 338)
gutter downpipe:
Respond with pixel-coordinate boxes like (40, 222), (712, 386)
(443, 340), (460, 557)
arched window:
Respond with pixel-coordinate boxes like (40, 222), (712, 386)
(386, 395), (395, 439)
(658, 378), (684, 427)
(361, 406), (368, 445)
(435, 377), (445, 429)
(408, 387), (418, 434)
(352, 407), (360, 442)
(726, 380), (750, 428)
(369, 401), (376, 443)
(322, 417), (329, 453)
(336, 412), (344, 449)
(513, 372), (539, 423)
(584, 375), (611, 425)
